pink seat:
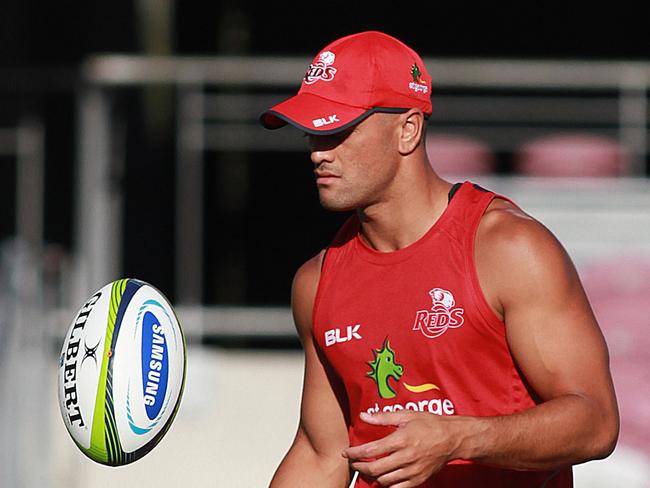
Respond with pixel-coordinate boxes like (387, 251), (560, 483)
(580, 256), (650, 454)
(593, 298), (650, 454)
(514, 133), (628, 176)
(580, 255), (650, 302)
(425, 133), (495, 177)
(609, 360), (650, 452)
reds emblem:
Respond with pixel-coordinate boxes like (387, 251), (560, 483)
(412, 288), (464, 339)
(304, 51), (337, 84)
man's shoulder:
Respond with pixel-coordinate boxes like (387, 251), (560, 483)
(476, 196), (577, 311)
(477, 196), (573, 277)
(478, 197), (559, 256)
(291, 250), (326, 337)
(294, 250), (326, 287)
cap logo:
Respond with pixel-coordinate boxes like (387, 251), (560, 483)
(304, 51), (337, 85)
(312, 114), (340, 128)
(409, 63), (429, 94)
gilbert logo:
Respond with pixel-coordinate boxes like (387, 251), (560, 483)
(412, 288), (464, 339)
(325, 323), (362, 347)
(312, 114), (339, 128)
(80, 338), (100, 368)
(61, 291), (102, 428)
(304, 51), (337, 84)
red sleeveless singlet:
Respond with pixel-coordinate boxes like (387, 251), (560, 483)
(312, 182), (573, 487)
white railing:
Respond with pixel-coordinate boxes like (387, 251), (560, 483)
(0, 117), (48, 487)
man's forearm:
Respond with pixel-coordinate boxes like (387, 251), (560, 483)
(270, 437), (350, 488)
(452, 393), (619, 470)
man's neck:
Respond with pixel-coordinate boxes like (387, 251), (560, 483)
(356, 173), (452, 252)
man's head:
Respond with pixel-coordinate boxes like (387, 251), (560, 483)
(260, 31), (433, 211)
(308, 109), (426, 211)
(260, 31), (433, 135)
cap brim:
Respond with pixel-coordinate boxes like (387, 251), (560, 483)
(260, 92), (372, 135)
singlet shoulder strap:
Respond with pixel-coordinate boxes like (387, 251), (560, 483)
(448, 182), (463, 203)
(329, 214), (359, 248)
(438, 181), (497, 245)
(321, 213), (359, 270)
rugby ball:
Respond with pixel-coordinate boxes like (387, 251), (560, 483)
(58, 278), (186, 466)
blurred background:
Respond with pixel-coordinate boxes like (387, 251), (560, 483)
(0, 1), (648, 486)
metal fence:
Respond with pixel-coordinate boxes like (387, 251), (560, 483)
(76, 55), (650, 306)
(0, 117), (48, 486)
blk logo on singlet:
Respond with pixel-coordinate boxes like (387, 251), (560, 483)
(324, 324), (362, 347)
(412, 288), (464, 339)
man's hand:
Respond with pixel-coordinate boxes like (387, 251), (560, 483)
(343, 411), (466, 487)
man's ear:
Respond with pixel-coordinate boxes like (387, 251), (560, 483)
(397, 109), (425, 155)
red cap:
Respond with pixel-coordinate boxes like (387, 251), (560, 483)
(260, 31), (432, 135)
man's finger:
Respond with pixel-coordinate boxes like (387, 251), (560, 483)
(343, 433), (401, 460)
(349, 452), (408, 481)
(359, 410), (415, 427)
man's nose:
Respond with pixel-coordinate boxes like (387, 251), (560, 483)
(311, 147), (334, 166)
(310, 133), (342, 163)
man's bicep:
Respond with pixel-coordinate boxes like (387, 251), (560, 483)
(492, 217), (615, 404)
(291, 253), (350, 458)
(299, 333), (350, 455)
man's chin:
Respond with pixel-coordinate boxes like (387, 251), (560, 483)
(319, 196), (356, 212)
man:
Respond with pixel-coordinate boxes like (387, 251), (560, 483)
(260, 31), (618, 487)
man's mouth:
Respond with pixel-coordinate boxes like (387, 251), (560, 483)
(315, 171), (340, 184)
